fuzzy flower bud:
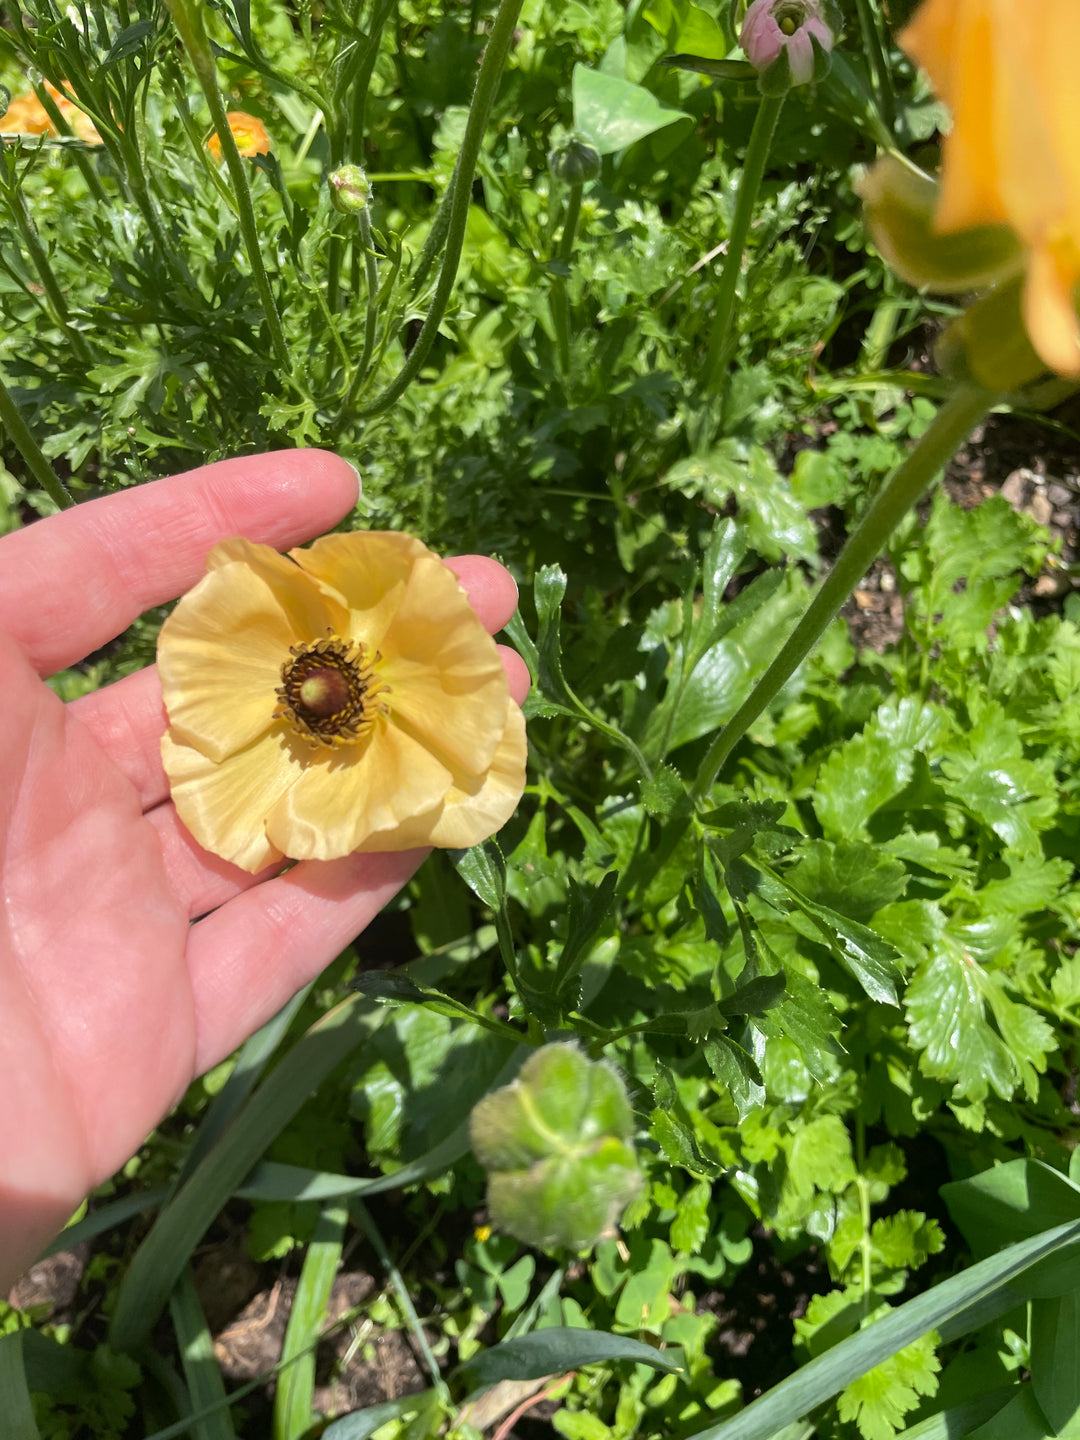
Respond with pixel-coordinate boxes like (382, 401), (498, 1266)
(470, 1044), (642, 1253)
(547, 135), (602, 186)
(328, 164), (372, 215)
(740, 0), (834, 92)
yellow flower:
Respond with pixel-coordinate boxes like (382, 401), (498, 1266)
(158, 532), (527, 873)
(207, 111), (272, 163)
(0, 83), (102, 145)
(900, 0), (1080, 377)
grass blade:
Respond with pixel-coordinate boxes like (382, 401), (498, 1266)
(274, 1202), (349, 1440)
(168, 1267), (236, 1440)
(110, 994), (386, 1354)
(687, 1218), (1080, 1440)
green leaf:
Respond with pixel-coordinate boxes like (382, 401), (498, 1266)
(835, 1327), (940, 1440)
(786, 841), (908, 924)
(1031, 1290), (1080, 1434)
(274, 1203), (348, 1440)
(555, 870), (619, 994)
(942, 1159), (1080, 1299)
(452, 840), (507, 911)
(906, 928), (1056, 1103)
(321, 1395), (439, 1440)
(572, 65), (691, 156)
(685, 1217), (1080, 1440)
(770, 872), (901, 1006)
(455, 1327), (683, 1392)
(704, 1036), (765, 1119)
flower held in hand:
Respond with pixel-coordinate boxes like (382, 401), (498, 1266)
(159, 532), (526, 872)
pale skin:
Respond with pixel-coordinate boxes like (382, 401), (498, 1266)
(0, 451), (530, 1293)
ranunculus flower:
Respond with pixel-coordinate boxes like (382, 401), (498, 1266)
(900, 0), (1080, 377)
(740, 0), (834, 89)
(207, 111), (271, 163)
(158, 532), (527, 873)
(0, 82), (102, 145)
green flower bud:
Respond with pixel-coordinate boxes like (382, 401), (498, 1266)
(936, 275), (1047, 395)
(328, 164), (372, 215)
(547, 136), (601, 186)
(470, 1044), (642, 1252)
(859, 157), (1023, 295)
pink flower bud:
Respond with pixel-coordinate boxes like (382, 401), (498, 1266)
(741, 0), (834, 89)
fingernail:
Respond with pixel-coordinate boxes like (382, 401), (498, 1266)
(344, 460), (362, 505)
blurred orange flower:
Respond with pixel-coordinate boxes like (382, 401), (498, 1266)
(158, 532), (526, 873)
(0, 82), (102, 145)
(901, 0), (1080, 377)
(207, 111), (271, 163)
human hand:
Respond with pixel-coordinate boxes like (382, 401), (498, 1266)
(0, 452), (529, 1292)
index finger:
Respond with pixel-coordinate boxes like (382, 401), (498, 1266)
(0, 451), (360, 675)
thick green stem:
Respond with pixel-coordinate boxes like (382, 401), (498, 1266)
(354, 0), (526, 419)
(691, 384), (994, 801)
(552, 181), (583, 375)
(701, 93), (784, 392)
(165, 0), (291, 373)
(0, 371), (73, 510)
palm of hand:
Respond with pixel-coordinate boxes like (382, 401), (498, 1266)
(2, 630), (194, 1267)
(0, 453), (528, 1289)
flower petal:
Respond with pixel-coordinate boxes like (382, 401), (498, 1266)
(1024, 242), (1080, 377)
(159, 540), (349, 763)
(354, 700), (527, 852)
(290, 531), (428, 651)
(264, 715), (453, 859)
(379, 555), (509, 775)
(162, 725), (298, 873)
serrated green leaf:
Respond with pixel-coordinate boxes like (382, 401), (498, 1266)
(786, 841), (908, 924)
(705, 1036), (765, 1119)
(452, 840), (507, 911)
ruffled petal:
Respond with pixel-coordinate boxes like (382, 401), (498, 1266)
(264, 714), (453, 859)
(159, 541), (351, 763)
(162, 725), (298, 873)
(290, 531), (429, 651)
(378, 555), (509, 776)
(353, 700), (527, 852)
(1024, 242), (1080, 377)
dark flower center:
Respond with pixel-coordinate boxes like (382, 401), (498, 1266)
(275, 636), (384, 746)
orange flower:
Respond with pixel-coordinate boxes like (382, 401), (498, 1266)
(0, 82), (102, 145)
(207, 111), (271, 163)
(900, 0), (1080, 377)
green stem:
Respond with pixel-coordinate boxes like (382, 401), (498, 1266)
(691, 384), (994, 802)
(354, 0), (525, 419)
(552, 181), (583, 375)
(165, 0), (291, 373)
(341, 203), (382, 411)
(6, 187), (92, 365)
(350, 1199), (449, 1398)
(701, 93), (784, 392)
(0, 370), (73, 509)
(854, 0), (895, 136)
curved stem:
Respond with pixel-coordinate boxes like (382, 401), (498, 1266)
(165, 0), (291, 374)
(0, 371), (73, 510)
(691, 384), (994, 801)
(354, 0), (525, 419)
(701, 92), (784, 392)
